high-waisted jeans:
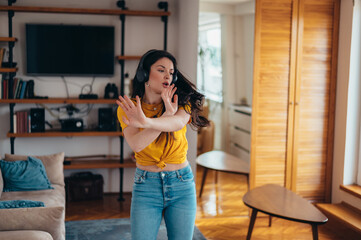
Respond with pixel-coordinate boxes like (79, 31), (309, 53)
(131, 164), (197, 240)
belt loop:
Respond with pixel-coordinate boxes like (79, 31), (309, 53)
(142, 170), (147, 179)
(175, 169), (181, 178)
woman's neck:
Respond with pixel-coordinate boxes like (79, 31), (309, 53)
(143, 91), (162, 105)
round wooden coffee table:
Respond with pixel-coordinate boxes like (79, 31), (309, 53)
(243, 184), (328, 240)
(196, 150), (250, 198)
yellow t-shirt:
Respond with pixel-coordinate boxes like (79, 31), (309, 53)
(117, 99), (191, 169)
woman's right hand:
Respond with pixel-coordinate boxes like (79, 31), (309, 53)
(116, 95), (149, 128)
(161, 84), (178, 116)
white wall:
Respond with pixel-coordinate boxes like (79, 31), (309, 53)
(200, 1), (255, 152)
(234, 14), (254, 106)
(0, 0), (200, 193)
(332, 0), (361, 209)
(175, 0), (199, 174)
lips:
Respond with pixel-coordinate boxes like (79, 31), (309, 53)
(162, 82), (170, 88)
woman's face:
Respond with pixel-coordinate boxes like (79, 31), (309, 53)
(146, 57), (175, 94)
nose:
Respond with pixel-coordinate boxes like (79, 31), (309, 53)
(165, 71), (171, 79)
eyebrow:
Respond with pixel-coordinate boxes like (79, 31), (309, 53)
(156, 65), (174, 71)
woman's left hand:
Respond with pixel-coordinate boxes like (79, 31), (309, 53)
(161, 84), (178, 116)
(116, 95), (148, 128)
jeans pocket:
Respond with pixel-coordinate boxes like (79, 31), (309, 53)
(180, 170), (194, 182)
(134, 173), (145, 184)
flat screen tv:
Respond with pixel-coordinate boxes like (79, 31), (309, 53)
(26, 24), (115, 76)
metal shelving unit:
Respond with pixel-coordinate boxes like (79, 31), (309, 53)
(0, 0), (169, 201)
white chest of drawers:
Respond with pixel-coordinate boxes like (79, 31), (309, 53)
(228, 105), (252, 163)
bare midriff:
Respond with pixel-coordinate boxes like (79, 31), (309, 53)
(136, 160), (189, 172)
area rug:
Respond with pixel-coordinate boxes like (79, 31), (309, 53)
(66, 218), (207, 240)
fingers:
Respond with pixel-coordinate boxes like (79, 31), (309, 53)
(117, 95), (137, 112)
(173, 94), (178, 104)
(162, 84), (177, 101)
(122, 116), (130, 125)
(117, 96), (128, 108)
(136, 96), (142, 110)
(161, 88), (170, 102)
(124, 95), (135, 108)
(170, 85), (177, 98)
(117, 97), (129, 111)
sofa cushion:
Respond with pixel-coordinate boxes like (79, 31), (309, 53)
(0, 206), (64, 240)
(0, 157), (53, 192)
(1, 184), (65, 208)
(0, 230), (53, 240)
(0, 200), (45, 209)
(4, 152), (65, 186)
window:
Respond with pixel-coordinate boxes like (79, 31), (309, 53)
(197, 13), (223, 103)
(350, 0), (361, 186)
(358, 119), (361, 186)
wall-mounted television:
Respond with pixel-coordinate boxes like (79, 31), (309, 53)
(26, 24), (115, 76)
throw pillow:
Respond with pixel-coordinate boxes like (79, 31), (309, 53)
(0, 157), (53, 192)
(4, 152), (65, 186)
(0, 200), (44, 209)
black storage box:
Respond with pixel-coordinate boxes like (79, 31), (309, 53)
(65, 172), (104, 201)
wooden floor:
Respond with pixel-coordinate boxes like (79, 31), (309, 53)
(66, 166), (347, 239)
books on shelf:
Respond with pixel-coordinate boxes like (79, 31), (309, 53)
(13, 110), (30, 134)
(0, 48), (5, 66)
(1, 78), (33, 99)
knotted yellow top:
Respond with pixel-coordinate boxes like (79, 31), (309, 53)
(117, 99), (191, 169)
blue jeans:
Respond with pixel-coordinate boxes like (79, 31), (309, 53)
(131, 164), (197, 240)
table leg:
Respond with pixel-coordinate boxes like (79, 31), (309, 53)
(246, 209), (258, 240)
(246, 174), (250, 191)
(311, 224), (318, 240)
(199, 168), (208, 198)
(269, 216), (272, 227)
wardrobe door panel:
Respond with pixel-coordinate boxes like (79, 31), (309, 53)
(251, 0), (295, 188)
(292, 0), (339, 201)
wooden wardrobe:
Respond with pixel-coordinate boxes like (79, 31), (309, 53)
(250, 0), (340, 202)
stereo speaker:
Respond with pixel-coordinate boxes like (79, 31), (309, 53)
(30, 108), (45, 132)
(98, 108), (116, 131)
(60, 118), (83, 132)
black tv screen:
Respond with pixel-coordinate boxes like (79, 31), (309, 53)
(26, 24), (115, 76)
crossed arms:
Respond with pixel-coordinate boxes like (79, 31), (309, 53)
(116, 85), (190, 152)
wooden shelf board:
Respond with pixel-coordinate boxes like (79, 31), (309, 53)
(117, 55), (141, 60)
(340, 184), (361, 199)
(7, 130), (123, 138)
(64, 158), (135, 169)
(317, 202), (361, 234)
(0, 98), (117, 104)
(0, 6), (170, 17)
(0, 37), (17, 42)
(0, 67), (17, 73)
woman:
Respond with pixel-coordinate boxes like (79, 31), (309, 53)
(116, 49), (209, 240)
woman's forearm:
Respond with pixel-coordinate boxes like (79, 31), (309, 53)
(146, 114), (188, 132)
(124, 112), (176, 152)
(125, 128), (162, 153)
(123, 110), (189, 152)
